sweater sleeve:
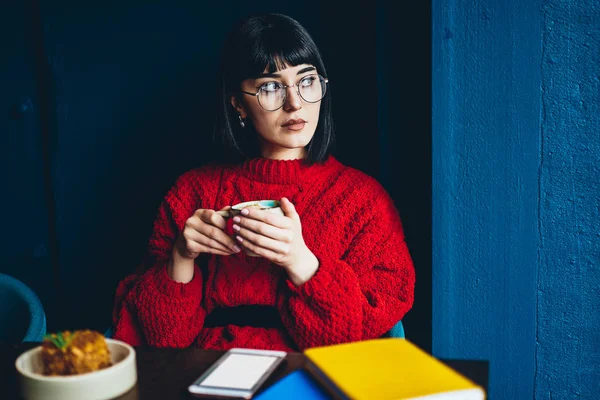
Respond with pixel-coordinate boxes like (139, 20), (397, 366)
(278, 186), (415, 350)
(112, 172), (208, 348)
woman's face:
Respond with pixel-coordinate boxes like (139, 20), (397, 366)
(232, 63), (323, 160)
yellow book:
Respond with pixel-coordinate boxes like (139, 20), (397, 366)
(304, 338), (485, 400)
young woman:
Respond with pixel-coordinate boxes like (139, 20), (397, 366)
(112, 13), (415, 351)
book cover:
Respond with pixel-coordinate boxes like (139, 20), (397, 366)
(304, 338), (485, 400)
(255, 370), (331, 400)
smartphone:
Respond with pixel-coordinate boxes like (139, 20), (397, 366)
(187, 348), (287, 399)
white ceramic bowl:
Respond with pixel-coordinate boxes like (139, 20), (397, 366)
(15, 338), (137, 400)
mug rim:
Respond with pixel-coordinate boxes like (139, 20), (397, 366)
(231, 200), (280, 211)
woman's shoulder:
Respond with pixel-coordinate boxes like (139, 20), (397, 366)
(332, 159), (391, 201)
(326, 160), (403, 235)
(163, 163), (228, 204)
(160, 163), (229, 210)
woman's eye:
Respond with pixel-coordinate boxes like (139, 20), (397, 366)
(300, 76), (316, 87)
(261, 82), (280, 92)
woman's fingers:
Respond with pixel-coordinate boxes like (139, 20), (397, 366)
(239, 208), (293, 229)
(185, 217), (240, 253)
(199, 246), (236, 256)
(234, 226), (290, 256)
(235, 235), (281, 260)
(232, 216), (292, 242)
(197, 208), (229, 230)
(183, 225), (235, 254)
(183, 236), (235, 256)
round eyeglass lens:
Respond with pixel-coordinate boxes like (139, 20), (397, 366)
(257, 75), (327, 111)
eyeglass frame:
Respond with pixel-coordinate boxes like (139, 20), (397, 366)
(240, 74), (329, 111)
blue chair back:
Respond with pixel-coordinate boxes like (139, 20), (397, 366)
(0, 273), (46, 342)
(380, 320), (405, 339)
(104, 327), (113, 338)
(387, 320), (405, 338)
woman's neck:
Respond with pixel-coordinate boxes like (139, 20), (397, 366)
(260, 146), (307, 160)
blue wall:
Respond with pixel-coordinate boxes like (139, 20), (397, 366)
(433, 0), (600, 398)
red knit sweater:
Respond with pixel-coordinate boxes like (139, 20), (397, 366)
(112, 156), (415, 351)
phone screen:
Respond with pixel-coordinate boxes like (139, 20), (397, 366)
(197, 353), (280, 390)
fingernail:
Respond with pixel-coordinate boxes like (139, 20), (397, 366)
(241, 208), (249, 216)
(236, 236), (244, 242)
(233, 216), (241, 223)
(232, 245), (241, 252)
(233, 224), (241, 232)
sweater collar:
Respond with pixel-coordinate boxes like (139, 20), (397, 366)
(239, 156), (334, 185)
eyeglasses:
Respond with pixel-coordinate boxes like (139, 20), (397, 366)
(241, 74), (329, 111)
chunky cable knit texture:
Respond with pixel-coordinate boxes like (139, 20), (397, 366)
(112, 156), (415, 351)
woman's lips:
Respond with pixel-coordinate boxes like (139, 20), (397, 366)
(282, 118), (307, 131)
(283, 122), (306, 131)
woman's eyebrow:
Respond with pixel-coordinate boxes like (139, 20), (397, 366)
(254, 66), (316, 79)
(296, 66), (316, 75)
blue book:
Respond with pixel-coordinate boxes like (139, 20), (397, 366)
(255, 370), (331, 400)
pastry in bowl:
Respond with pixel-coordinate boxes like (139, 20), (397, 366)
(16, 334), (137, 400)
(41, 330), (111, 376)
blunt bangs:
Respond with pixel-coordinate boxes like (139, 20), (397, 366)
(228, 20), (323, 87)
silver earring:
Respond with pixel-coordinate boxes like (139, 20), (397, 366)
(238, 115), (246, 128)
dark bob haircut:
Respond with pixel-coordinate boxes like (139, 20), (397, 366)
(212, 13), (334, 165)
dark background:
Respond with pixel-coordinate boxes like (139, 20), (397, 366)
(2, 0), (431, 352)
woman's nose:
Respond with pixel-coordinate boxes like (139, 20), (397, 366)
(283, 86), (303, 111)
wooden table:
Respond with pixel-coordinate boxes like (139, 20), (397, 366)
(2, 342), (488, 399)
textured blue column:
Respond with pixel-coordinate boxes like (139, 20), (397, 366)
(432, 0), (541, 398)
(537, 1), (600, 398)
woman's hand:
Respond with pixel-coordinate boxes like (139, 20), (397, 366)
(174, 206), (242, 259)
(169, 206), (241, 283)
(232, 197), (319, 286)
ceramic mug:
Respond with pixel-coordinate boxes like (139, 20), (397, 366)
(216, 200), (284, 257)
